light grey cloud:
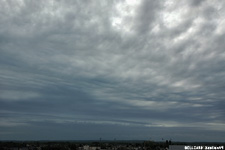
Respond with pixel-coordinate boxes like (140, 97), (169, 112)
(0, 90), (40, 101)
(0, 0), (225, 141)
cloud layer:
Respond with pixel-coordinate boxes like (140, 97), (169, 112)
(0, 0), (225, 141)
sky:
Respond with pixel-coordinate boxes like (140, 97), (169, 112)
(0, 0), (225, 142)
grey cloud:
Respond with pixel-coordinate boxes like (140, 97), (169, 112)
(189, 0), (204, 7)
(1, 120), (225, 142)
(0, 0), (225, 141)
(134, 0), (162, 35)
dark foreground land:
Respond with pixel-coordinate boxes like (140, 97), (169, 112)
(0, 140), (224, 150)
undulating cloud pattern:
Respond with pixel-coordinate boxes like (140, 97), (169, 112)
(0, 0), (225, 141)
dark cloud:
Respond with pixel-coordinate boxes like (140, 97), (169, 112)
(189, 0), (204, 7)
(0, 0), (225, 141)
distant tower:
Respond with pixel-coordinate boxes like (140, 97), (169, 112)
(169, 138), (172, 145)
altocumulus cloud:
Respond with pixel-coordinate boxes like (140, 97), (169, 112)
(0, 0), (225, 141)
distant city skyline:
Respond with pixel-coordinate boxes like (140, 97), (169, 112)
(0, 0), (225, 142)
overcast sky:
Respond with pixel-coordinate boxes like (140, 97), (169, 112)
(0, 0), (225, 142)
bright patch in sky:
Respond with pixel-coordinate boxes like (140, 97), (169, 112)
(111, 0), (140, 33)
(161, 1), (188, 28)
